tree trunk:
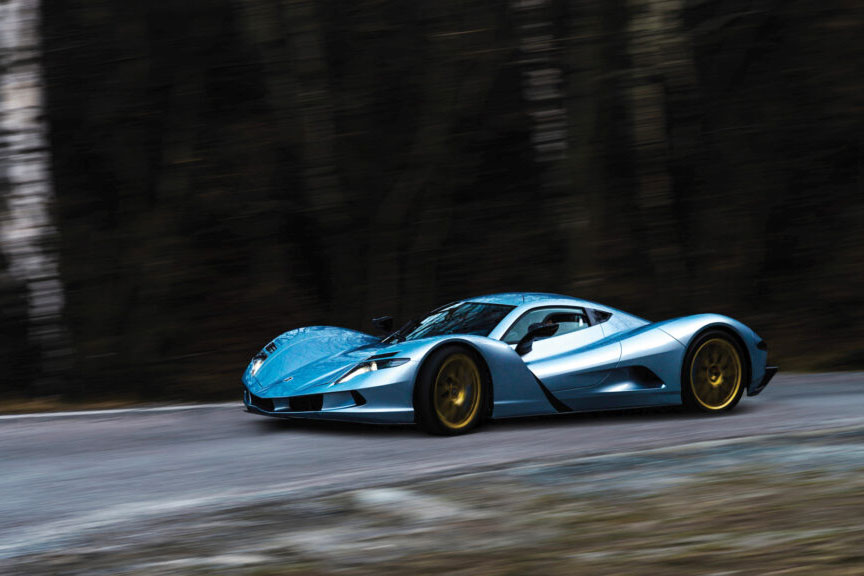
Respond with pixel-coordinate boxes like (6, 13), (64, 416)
(363, 3), (504, 321)
(0, 0), (70, 392)
(562, 0), (608, 294)
(511, 0), (584, 291)
(282, 0), (361, 324)
(626, 0), (691, 312)
(237, 0), (360, 324)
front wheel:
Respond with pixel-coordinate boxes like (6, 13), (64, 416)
(414, 346), (487, 435)
(683, 331), (746, 413)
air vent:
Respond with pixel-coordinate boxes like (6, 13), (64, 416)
(266, 342), (277, 353)
(629, 366), (664, 388)
(592, 310), (613, 324)
(248, 392), (274, 412)
(351, 390), (367, 406)
(288, 394), (324, 412)
(368, 351), (399, 360)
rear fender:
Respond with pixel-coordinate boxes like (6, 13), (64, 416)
(656, 314), (766, 390)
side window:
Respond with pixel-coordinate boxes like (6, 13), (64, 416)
(502, 307), (590, 344)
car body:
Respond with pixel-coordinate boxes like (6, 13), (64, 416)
(242, 293), (777, 433)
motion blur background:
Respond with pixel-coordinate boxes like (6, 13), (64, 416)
(0, 0), (861, 402)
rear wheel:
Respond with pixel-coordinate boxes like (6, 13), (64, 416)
(683, 331), (746, 412)
(415, 346), (487, 435)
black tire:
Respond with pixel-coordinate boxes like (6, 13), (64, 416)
(414, 345), (489, 435)
(682, 330), (746, 413)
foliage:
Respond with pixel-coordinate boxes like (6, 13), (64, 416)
(2, 0), (860, 399)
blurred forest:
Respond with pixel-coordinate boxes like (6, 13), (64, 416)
(0, 0), (861, 401)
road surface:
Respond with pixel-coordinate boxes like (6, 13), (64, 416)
(1, 372), (862, 560)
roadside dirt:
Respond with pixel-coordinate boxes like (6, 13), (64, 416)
(5, 428), (863, 575)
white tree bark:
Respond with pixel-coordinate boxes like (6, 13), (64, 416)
(0, 0), (70, 385)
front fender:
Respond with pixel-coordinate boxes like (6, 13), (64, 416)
(412, 336), (558, 418)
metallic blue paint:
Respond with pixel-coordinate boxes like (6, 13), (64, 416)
(242, 293), (775, 426)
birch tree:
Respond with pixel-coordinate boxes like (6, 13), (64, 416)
(0, 0), (70, 389)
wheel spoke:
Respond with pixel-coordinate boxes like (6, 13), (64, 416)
(433, 354), (482, 429)
(447, 402), (458, 420)
(690, 337), (741, 410)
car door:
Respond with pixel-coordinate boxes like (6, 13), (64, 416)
(502, 306), (622, 393)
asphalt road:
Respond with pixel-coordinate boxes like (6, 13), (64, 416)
(1, 372), (862, 560)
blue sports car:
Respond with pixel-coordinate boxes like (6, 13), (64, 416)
(242, 293), (777, 435)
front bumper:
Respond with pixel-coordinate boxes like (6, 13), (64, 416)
(748, 366), (778, 397)
(242, 356), (420, 424)
(242, 381), (416, 425)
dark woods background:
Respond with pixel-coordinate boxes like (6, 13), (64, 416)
(2, 0), (861, 400)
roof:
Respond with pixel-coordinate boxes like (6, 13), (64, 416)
(464, 292), (590, 307)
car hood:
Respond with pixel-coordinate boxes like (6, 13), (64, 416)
(245, 327), (377, 394)
(244, 327), (468, 397)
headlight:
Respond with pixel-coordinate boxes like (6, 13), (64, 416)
(250, 353), (267, 376)
(336, 358), (410, 385)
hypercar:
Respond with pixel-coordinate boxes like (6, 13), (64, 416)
(242, 293), (777, 435)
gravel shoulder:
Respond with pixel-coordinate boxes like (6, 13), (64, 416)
(4, 426), (864, 575)
(2, 374), (863, 574)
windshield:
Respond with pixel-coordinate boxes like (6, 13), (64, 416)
(390, 302), (514, 342)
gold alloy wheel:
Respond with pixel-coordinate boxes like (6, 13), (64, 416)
(690, 337), (742, 410)
(433, 353), (482, 430)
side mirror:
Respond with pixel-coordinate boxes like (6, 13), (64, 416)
(371, 316), (394, 334)
(516, 322), (559, 356)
